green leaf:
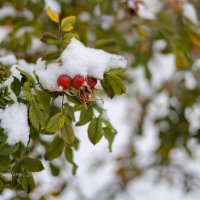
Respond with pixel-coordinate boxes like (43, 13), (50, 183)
(76, 106), (93, 126)
(46, 113), (67, 133)
(72, 137), (79, 150)
(0, 143), (19, 155)
(29, 101), (45, 130)
(16, 67), (35, 86)
(33, 71), (40, 83)
(21, 172), (35, 193)
(45, 136), (64, 161)
(35, 89), (51, 112)
(67, 95), (82, 109)
(11, 76), (21, 96)
(103, 127), (116, 152)
(105, 68), (127, 76)
(0, 179), (3, 192)
(65, 146), (78, 175)
(20, 158), (44, 172)
(106, 75), (126, 95)
(0, 155), (10, 171)
(88, 118), (103, 145)
(63, 33), (79, 44)
(42, 50), (61, 61)
(0, 134), (7, 142)
(23, 82), (33, 101)
(174, 49), (189, 70)
(61, 123), (75, 145)
(61, 16), (76, 32)
(95, 38), (117, 49)
(40, 32), (60, 45)
(102, 68), (126, 98)
(64, 103), (75, 121)
(101, 78), (115, 98)
(49, 163), (60, 176)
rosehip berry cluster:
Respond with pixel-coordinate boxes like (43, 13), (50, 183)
(56, 74), (98, 104)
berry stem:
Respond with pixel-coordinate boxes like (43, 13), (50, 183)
(61, 94), (64, 114)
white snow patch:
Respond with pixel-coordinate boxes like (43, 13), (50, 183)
(149, 53), (175, 88)
(35, 58), (46, 71)
(0, 103), (29, 146)
(0, 54), (17, 65)
(0, 6), (16, 18)
(0, 26), (12, 44)
(184, 71), (197, 90)
(30, 38), (44, 53)
(100, 15), (114, 30)
(0, 5), (33, 20)
(61, 38), (127, 79)
(183, 2), (199, 25)
(44, 0), (61, 13)
(78, 12), (90, 22)
(36, 63), (66, 90)
(15, 27), (34, 38)
(138, 0), (163, 19)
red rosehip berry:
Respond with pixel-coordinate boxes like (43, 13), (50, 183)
(57, 75), (72, 90)
(79, 91), (91, 101)
(86, 77), (97, 89)
(72, 75), (86, 89)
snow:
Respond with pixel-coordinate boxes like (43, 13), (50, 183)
(0, 54), (17, 65)
(183, 2), (199, 25)
(36, 38), (127, 90)
(44, 0), (61, 13)
(30, 38), (44, 53)
(138, 0), (163, 19)
(15, 27), (34, 38)
(61, 38), (127, 79)
(149, 53), (175, 88)
(0, 6), (16, 19)
(36, 63), (66, 90)
(0, 5), (33, 20)
(0, 26), (12, 44)
(100, 15), (115, 30)
(78, 12), (91, 22)
(0, 103), (29, 146)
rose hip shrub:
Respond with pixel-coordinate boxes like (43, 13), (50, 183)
(0, 7), (127, 195)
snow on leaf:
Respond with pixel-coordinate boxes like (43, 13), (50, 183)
(61, 38), (127, 79)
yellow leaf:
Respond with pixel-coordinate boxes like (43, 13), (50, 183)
(174, 49), (189, 70)
(191, 32), (200, 48)
(62, 25), (74, 32)
(61, 16), (76, 32)
(47, 7), (59, 23)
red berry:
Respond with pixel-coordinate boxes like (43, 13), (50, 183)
(79, 91), (90, 101)
(57, 75), (72, 90)
(72, 75), (86, 89)
(86, 77), (97, 89)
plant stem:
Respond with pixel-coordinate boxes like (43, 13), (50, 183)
(61, 94), (64, 114)
(58, 23), (63, 66)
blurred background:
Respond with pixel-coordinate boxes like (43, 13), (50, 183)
(0, 0), (200, 199)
